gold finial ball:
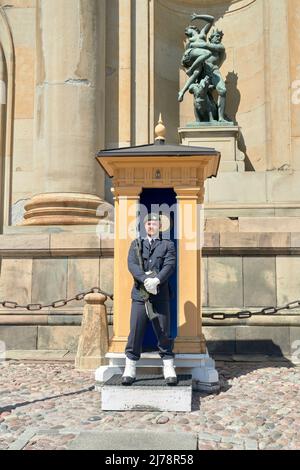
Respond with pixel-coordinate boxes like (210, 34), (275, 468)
(155, 113), (166, 141)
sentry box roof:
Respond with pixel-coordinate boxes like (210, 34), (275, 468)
(96, 140), (221, 180)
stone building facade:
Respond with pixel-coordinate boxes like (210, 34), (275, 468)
(0, 0), (300, 357)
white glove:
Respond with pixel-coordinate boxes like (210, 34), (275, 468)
(144, 277), (160, 295)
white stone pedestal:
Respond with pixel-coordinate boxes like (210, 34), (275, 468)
(95, 351), (220, 393)
(101, 375), (193, 412)
(178, 125), (244, 173)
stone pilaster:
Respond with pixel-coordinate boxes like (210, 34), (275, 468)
(108, 187), (141, 353)
(174, 186), (206, 354)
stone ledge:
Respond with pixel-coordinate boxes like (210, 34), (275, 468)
(50, 233), (101, 256)
(202, 314), (300, 327)
(4, 350), (75, 361)
(0, 232), (114, 257)
(203, 232), (300, 254)
(1, 232), (300, 256)
(0, 233), (51, 257)
(205, 216), (300, 233)
(0, 314), (83, 325)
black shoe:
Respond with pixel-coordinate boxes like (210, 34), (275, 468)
(165, 377), (178, 386)
(121, 376), (136, 386)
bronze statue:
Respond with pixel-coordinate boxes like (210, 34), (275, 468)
(179, 13), (232, 125)
(189, 75), (218, 123)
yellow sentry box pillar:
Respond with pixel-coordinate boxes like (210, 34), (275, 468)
(96, 118), (221, 388)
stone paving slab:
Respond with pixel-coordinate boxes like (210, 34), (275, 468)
(68, 431), (197, 450)
(8, 429), (37, 450)
(0, 360), (299, 450)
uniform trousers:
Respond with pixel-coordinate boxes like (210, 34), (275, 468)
(125, 299), (175, 361)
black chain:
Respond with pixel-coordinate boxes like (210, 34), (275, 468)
(0, 287), (113, 311)
(1, 288), (300, 321)
(203, 299), (300, 320)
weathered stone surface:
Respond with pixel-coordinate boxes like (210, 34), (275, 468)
(203, 326), (236, 354)
(203, 232), (220, 249)
(75, 293), (109, 370)
(276, 256), (300, 305)
(258, 233), (290, 249)
(0, 326), (37, 350)
(5, 350), (69, 360)
(235, 326), (290, 356)
(202, 257), (208, 307)
(0, 234), (50, 254)
(48, 315), (82, 326)
(240, 217), (300, 233)
(50, 234), (101, 256)
(15, 46), (34, 119)
(289, 328), (300, 359)
(179, 127), (241, 173)
(207, 173), (267, 204)
(37, 326), (81, 352)
(205, 218), (239, 233)
(31, 258), (67, 305)
(266, 172), (300, 204)
(291, 233), (300, 248)
(0, 258), (33, 305)
(205, 208), (276, 218)
(0, 1), (36, 7)
(243, 257), (276, 307)
(100, 237), (114, 255)
(207, 257), (243, 307)
(12, 119), (34, 174)
(99, 257), (114, 306)
(68, 431), (197, 450)
(220, 233), (259, 248)
(0, 315), (47, 325)
(67, 257), (100, 307)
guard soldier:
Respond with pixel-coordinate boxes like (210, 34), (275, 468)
(122, 213), (177, 386)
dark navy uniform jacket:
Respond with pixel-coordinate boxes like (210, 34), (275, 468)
(127, 237), (176, 302)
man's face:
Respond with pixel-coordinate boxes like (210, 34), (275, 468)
(211, 33), (222, 44)
(145, 220), (160, 237)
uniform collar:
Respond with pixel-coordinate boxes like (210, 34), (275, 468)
(145, 235), (160, 242)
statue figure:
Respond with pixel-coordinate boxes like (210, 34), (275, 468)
(179, 13), (233, 125)
(189, 75), (218, 123)
(178, 15), (215, 103)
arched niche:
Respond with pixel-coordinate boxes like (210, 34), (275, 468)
(153, 0), (269, 168)
(0, 7), (15, 230)
(104, 0), (280, 172)
(154, 0), (239, 140)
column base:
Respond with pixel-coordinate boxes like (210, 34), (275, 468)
(22, 193), (107, 226)
(95, 351), (220, 393)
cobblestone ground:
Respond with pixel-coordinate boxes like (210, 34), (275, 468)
(0, 360), (299, 450)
